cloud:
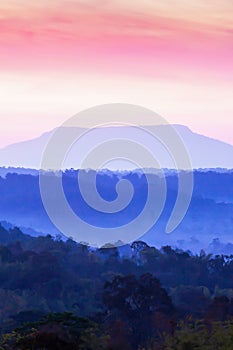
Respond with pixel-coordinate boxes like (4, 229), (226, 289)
(0, 0), (232, 81)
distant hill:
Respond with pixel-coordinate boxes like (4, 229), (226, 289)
(0, 125), (232, 169)
(0, 170), (232, 253)
(0, 220), (56, 239)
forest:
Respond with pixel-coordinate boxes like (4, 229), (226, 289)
(0, 169), (233, 254)
(1, 225), (233, 349)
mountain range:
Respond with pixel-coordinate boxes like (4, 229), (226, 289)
(0, 169), (232, 253)
(0, 125), (232, 169)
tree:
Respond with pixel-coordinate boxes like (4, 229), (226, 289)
(103, 273), (174, 347)
(10, 312), (109, 350)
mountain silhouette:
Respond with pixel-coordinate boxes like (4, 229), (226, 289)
(0, 125), (232, 169)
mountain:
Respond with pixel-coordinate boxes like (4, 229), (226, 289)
(0, 125), (232, 169)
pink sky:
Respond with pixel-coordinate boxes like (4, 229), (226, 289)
(0, 0), (232, 147)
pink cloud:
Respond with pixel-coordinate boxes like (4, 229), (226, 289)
(0, 3), (232, 82)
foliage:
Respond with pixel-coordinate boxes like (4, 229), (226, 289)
(1, 228), (233, 348)
(0, 312), (109, 350)
(163, 319), (233, 350)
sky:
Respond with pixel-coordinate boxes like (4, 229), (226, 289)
(0, 0), (232, 148)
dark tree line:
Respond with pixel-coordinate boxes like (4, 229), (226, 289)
(1, 226), (233, 348)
